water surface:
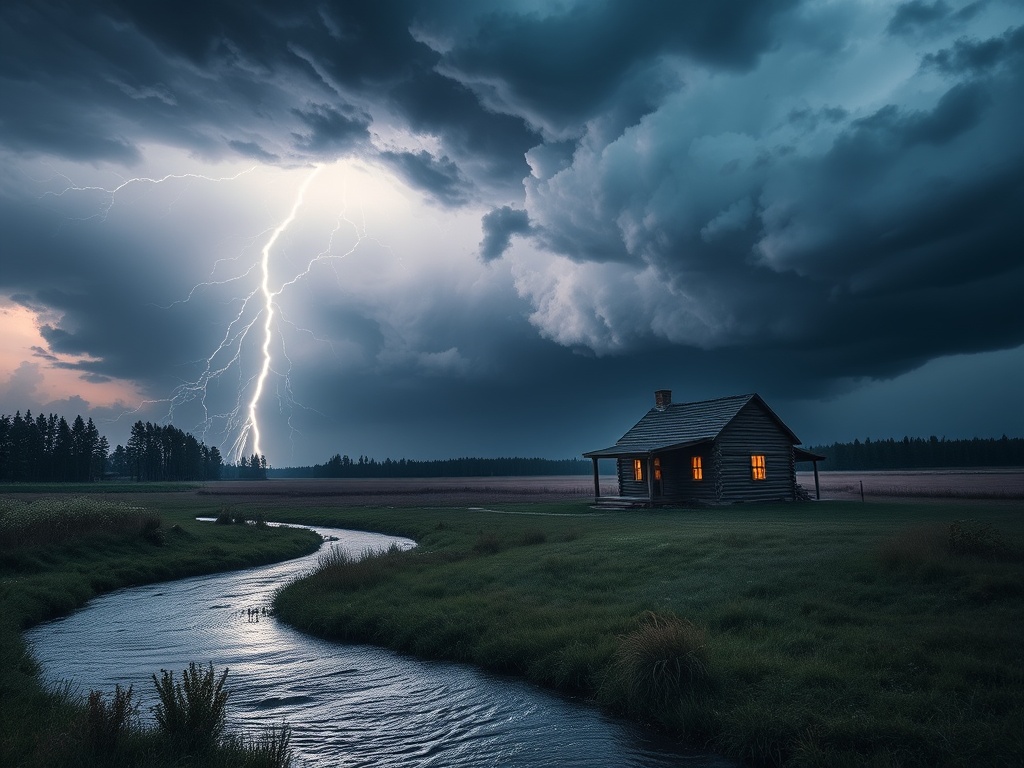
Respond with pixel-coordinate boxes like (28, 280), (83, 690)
(27, 525), (731, 767)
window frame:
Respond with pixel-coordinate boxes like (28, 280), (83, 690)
(691, 455), (703, 481)
(751, 454), (766, 481)
(633, 458), (644, 482)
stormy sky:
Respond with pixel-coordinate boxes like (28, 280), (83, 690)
(1, 0), (1022, 466)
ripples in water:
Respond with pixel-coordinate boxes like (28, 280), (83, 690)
(26, 526), (733, 767)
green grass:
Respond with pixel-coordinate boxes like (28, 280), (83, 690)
(271, 500), (1024, 767)
(0, 495), (321, 767)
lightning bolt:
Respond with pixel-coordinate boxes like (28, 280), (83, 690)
(40, 166), (257, 224)
(36, 159), (389, 466)
(244, 164), (322, 460)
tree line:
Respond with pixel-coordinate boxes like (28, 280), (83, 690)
(0, 411), (108, 482)
(112, 421), (224, 482)
(801, 435), (1024, 470)
(221, 453), (268, 480)
(1, 411), (226, 483)
(272, 454), (593, 478)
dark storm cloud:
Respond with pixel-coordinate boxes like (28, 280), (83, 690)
(438, 0), (797, 134)
(290, 103), (372, 155)
(379, 150), (471, 207)
(922, 24), (1024, 74)
(79, 372), (114, 384)
(2, 0), (1023, 459)
(888, 1), (957, 35)
(838, 80), (990, 154)
(502, 1), (1023, 396)
(29, 346), (59, 363)
(227, 139), (280, 163)
(887, 0), (986, 37)
(388, 70), (539, 190)
(479, 206), (531, 262)
(0, 0), (535, 196)
(0, 182), (256, 390)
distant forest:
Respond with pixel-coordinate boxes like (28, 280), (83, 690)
(111, 421), (224, 482)
(801, 436), (1024, 471)
(0, 411), (108, 482)
(271, 454), (593, 478)
(0, 411), (225, 483)
(5, 407), (1022, 482)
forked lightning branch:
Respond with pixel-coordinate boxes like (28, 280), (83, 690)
(44, 162), (370, 465)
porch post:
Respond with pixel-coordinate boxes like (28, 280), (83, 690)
(591, 457), (600, 500)
(813, 460), (820, 500)
(646, 455), (654, 506)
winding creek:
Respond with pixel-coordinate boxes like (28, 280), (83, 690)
(26, 524), (731, 767)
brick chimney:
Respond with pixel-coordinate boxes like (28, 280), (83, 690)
(654, 389), (672, 410)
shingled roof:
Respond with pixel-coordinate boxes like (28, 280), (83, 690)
(583, 393), (800, 458)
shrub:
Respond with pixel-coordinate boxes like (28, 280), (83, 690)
(86, 684), (137, 754)
(152, 662), (229, 752)
(604, 612), (711, 718)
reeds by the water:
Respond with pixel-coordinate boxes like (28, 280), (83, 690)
(0, 495), (321, 768)
(78, 665), (293, 766)
(0, 496), (158, 549)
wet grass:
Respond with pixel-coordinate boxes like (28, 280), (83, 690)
(272, 500), (1024, 766)
(0, 495), (321, 767)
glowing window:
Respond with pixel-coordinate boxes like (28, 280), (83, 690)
(654, 457), (662, 481)
(691, 456), (703, 481)
(751, 454), (766, 481)
(633, 458), (643, 482)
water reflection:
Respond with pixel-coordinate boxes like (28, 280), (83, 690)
(27, 525), (731, 767)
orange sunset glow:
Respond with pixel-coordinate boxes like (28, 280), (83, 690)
(0, 302), (142, 409)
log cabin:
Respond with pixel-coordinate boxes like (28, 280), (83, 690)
(583, 390), (824, 506)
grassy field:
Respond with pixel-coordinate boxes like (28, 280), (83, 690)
(269, 498), (1024, 767)
(0, 492), (322, 767)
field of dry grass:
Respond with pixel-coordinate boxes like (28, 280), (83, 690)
(191, 469), (1024, 507)
(799, 468), (1024, 500)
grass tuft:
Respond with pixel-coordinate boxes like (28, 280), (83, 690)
(311, 544), (407, 590)
(604, 612), (711, 718)
(86, 684), (137, 754)
(152, 662), (229, 753)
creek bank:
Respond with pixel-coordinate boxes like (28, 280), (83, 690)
(27, 523), (730, 767)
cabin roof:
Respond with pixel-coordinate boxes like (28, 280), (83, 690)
(583, 392), (801, 458)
